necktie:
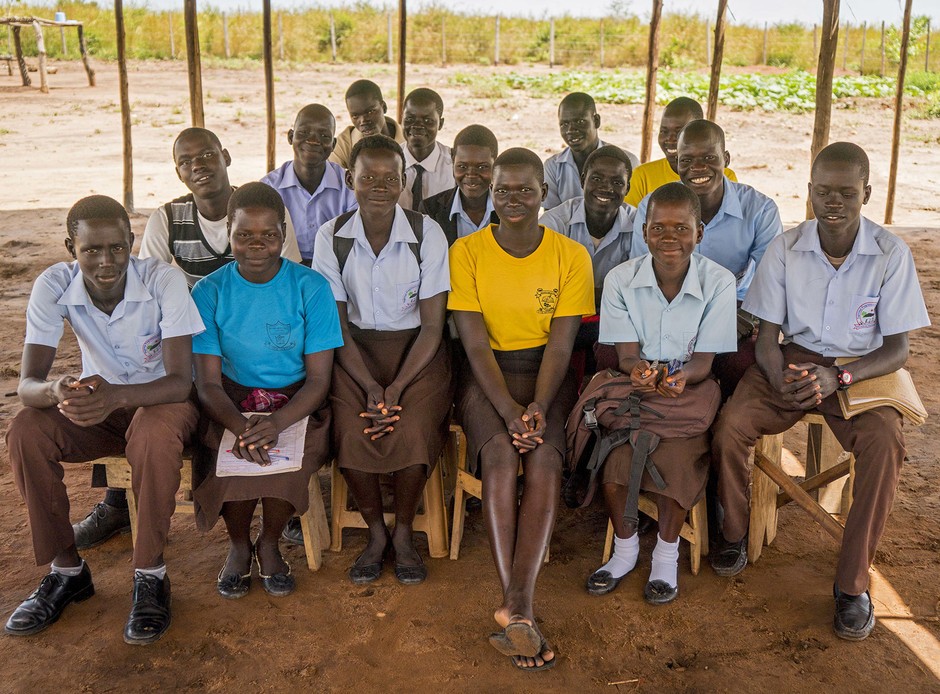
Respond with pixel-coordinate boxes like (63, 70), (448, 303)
(410, 164), (425, 211)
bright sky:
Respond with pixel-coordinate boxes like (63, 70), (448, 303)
(138, 0), (940, 24)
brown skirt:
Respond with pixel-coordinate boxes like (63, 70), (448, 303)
(331, 327), (452, 475)
(192, 377), (331, 531)
(454, 345), (578, 473)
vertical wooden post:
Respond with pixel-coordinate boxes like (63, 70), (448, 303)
(115, 0), (134, 211)
(880, 20), (886, 76)
(397, 0), (406, 124)
(926, 19), (931, 72)
(707, 0), (728, 121)
(31, 21), (49, 94)
(885, 0), (913, 225)
(168, 12), (175, 59)
(12, 26), (29, 86)
(223, 12), (230, 59)
(549, 18), (555, 68)
(441, 16), (445, 66)
(330, 14), (337, 63)
(807, 0), (840, 219)
(263, 0), (276, 172)
(278, 13), (284, 61)
(184, 0), (205, 128)
(842, 23), (848, 70)
(599, 20), (605, 68)
(859, 21), (866, 74)
(387, 12), (393, 64)
(640, 0), (663, 164)
(494, 16), (500, 66)
(762, 22), (768, 65)
(77, 25), (96, 85)
(60, 26), (67, 56)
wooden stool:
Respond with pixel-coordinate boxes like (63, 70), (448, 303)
(328, 444), (451, 559)
(103, 454), (332, 571)
(449, 424), (549, 563)
(748, 412), (856, 563)
(600, 496), (709, 575)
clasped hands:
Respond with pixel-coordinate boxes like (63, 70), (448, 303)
(359, 386), (403, 441)
(505, 402), (547, 454)
(775, 362), (839, 409)
(629, 360), (687, 397)
(54, 374), (115, 426)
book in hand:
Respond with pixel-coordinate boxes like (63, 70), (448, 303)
(216, 413), (308, 477)
(834, 360), (928, 426)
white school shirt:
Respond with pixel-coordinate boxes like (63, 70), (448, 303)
(599, 252), (738, 362)
(543, 140), (640, 210)
(24, 256), (205, 384)
(450, 190), (496, 239)
(400, 142), (455, 210)
(312, 206), (450, 331)
(742, 217), (930, 357)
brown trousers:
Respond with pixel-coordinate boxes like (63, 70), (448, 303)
(6, 401), (198, 569)
(712, 343), (904, 594)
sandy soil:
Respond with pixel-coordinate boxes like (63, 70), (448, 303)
(0, 61), (938, 692)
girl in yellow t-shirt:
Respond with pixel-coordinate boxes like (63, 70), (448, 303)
(448, 148), (594, 672)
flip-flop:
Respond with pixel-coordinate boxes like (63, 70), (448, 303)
(510, 641), (557, 672)
(488, 618), (542, 657)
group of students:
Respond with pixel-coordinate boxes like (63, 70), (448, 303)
(4, 78), (930, 673)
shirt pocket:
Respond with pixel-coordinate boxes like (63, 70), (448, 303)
(682, 331), (699, 361)
(138, 332), (163, 364)
(849, 294), (879, 333)
(396, 280), (420, 315)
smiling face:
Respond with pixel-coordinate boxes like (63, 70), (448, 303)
(174, 132), (232, 199)
(558, 102), (600, 154)
(676, 129), (729, 200)
(643, 198), (703, 270)
(229, 206), (285, 283)
(658, 111), (696, 171)
(402, 99), (443, 156)
(289, 108), (335, 171)
(346, 147), (405, 214)
(809, 159), (871, 238)
(66, 218), (133, 301)
(491, 163), (546, 228)
(345, 94), (388, 137)
(582, 156), (629, 219)
(453, 144), (494, 202)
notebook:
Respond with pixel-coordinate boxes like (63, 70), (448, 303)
(216, 413), (308, 477)
(834, 359), (928, 426)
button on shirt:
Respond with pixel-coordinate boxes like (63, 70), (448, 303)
(24, 256), (205, 384)
(599, 253), (737, 361)
(631, 177), (782, 301)
(540, 197), (636, 295)
(543, 140), (640, 210)
(450, 190), (496, 239)
(261, 160), (358, 261)
(400, 142), (455, 210)
(312, 206), (451, 331)
(742, 217), (930, 357)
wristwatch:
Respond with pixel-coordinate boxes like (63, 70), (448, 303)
(835, 366), (854, 390)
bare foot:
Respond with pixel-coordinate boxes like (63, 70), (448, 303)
(511, 638), (556, 671)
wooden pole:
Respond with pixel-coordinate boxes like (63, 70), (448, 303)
(549, 18), (555, 68)
(168, 12), (175, 59)
(115, 0), (134, 211)
(599, 20), (605, 69)
(640, 0), (663, 164)
(397, 0), (406, 124)
(32, 21), (49, 94)
(842, 22), (848, 70)
(330, 13), (337, 63)
(263, 0), (276, 173)
(707, 0), (728, 121)
(494, 16), (500, 66)
(278, 13), (284, 61)
(184, 0), (205, 128)
(223, 12), (230, 59)
(753, 454), (844, 542)
(60, 26), (67, 56)
(387, 12), (393, 64)
(441, 16), (445, 66)
(762, 21), (768, 65)
(880, 20), (885, 76)
(12, 26), (29, 86)
(885, 0), (913, 225)
(78, 25), (96, 86)
(807, 0), (840, 219)
(859, 21), (866, 74)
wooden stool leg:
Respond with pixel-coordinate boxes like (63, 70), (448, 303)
(329, 462), (346, 553)
(450, 479), (467, 560)
(602, 519), (614, 564)
(749, 434), (782, 564)
(300, 472), (330, 571)
(423, 464), (450, 559)
(688, 497), (709, 576)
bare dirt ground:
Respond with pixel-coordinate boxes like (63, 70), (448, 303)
(0, 61), (938, 693)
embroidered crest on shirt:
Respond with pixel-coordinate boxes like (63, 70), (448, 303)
(852, 301), (877, 331)
(535, 288), (559, 314)
(265, 321), (296, 351)
(400, 283), (419, 312)
(684, 334), (698, 361)
(141, 334), (162, 364)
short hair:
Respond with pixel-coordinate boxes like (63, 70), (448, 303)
(172, 127), (223, 160)
(404, 88), (444, 116)
(293, 103), (335, 130)
(559, 91), (597, 114)
(812, 141), (870, 185)
(453, 125), (499, 158)
(678, 119), (726, 151)
(584, 144), (633, 181)
(647, 181), (702, 225)
(493, 147), (544, 184)
(663, 97), (704, 120)
(349, 134), (406, 175)
(226, 182), (286, 226)
(66, 195), (131, 240)
(345, 79), (383, 102)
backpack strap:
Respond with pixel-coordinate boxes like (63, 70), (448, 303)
(332, 209), (424, 273)
(401, 208), (424, 267)
(622, 392), (667, 529)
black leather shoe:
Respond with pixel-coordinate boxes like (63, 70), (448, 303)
(394, 561), (428, 586)
(124, 573), (171, 645)
(216, 568), (251, 600)
(711, 537), (748, 577)
(281, 517), (305, 546)
(586, 569), (625, 596)
(833, 585), (875, 640)
(644, 579), (679, 605)
(5, 564), (95, 636)
(73, 502), (131, 550)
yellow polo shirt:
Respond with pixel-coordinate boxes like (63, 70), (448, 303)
(625, 158), (738, 207)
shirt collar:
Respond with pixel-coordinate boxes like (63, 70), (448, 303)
(58, 257), (152, 308)
(792, 217), (884, 257)
(404, 141), (443, 170)
(282, 160), (344, 195)
(450, 189), (495, 221)
(558, 138), (606, 166)
(573, 198), (633, 236)
(628, 253), (704, 301)
(712, 177), (743, 222)
(337, 206), (418, 246)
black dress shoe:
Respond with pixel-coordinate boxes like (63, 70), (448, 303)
(394, 560), (428, 586)
(349, 557), (383, 585)
(644, 579), (679, 605)
(711, 537), (748, 577)
(124, 573), (171, 645)
(833, 585), (875, 640)
(586, 569), (625, 596)
(5, 564), (95, 636)
(216, 568), (251, 600)
(73, 502), (131, 550)
(281, 517), (305, 547)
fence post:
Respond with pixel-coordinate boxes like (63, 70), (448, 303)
(278, 13), (284, 60)
(168, 12), (175, 59)
(842, 23), (848, 70)
(599, 19), (604, 69)
(494, 16), (500, 66)
(330, 13), (337, 63)
(441, 16), (446, 66)
(859, 21), (866, 74)
(387, 12), (393, 64)
(549, 18), (555, 68)
(762, 22), (768, 65)
(880, 20), (885, 76)
(223, 12), (230, 59)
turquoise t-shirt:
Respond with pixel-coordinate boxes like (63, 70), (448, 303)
(192, 259), (343, 389)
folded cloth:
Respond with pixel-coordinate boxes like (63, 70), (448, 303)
(240, 389), (289, 413)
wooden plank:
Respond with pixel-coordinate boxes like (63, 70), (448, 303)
(707, 0), (728, 121)
(263, 0), (276, 172)
(884, 0), (913, 225)
(115, 0), (134, 211)
(776, 459), (851, 509)
(639, 0), (663, 164)
(184, 0), (204, 128)
(806, 0), (840, 219)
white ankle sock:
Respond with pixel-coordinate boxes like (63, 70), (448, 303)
(135, 564), (167, 580)
(51, 560), (84, 577)
(596, 532), (639, 579)
(649, 535), (680, 587)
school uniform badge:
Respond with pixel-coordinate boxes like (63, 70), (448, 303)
(851, 298), (878, 331)
(140, 334), (162, 363)
(535, 287), (559, 314)
(265, 321), (296, 351)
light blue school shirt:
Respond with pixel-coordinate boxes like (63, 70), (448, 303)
(742, 217), (930, 357)
(543, 140), (639, 210)
(312, 206), (450, 331)
(539, 196), (636, 291)
(192, 260), (343, 389)
(261, 160), (358, 261)
(451, 189), (496, 239)
(25, 256), (204, 384)
(599, 252), (738, 362)
(631, 177), (782, 301)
